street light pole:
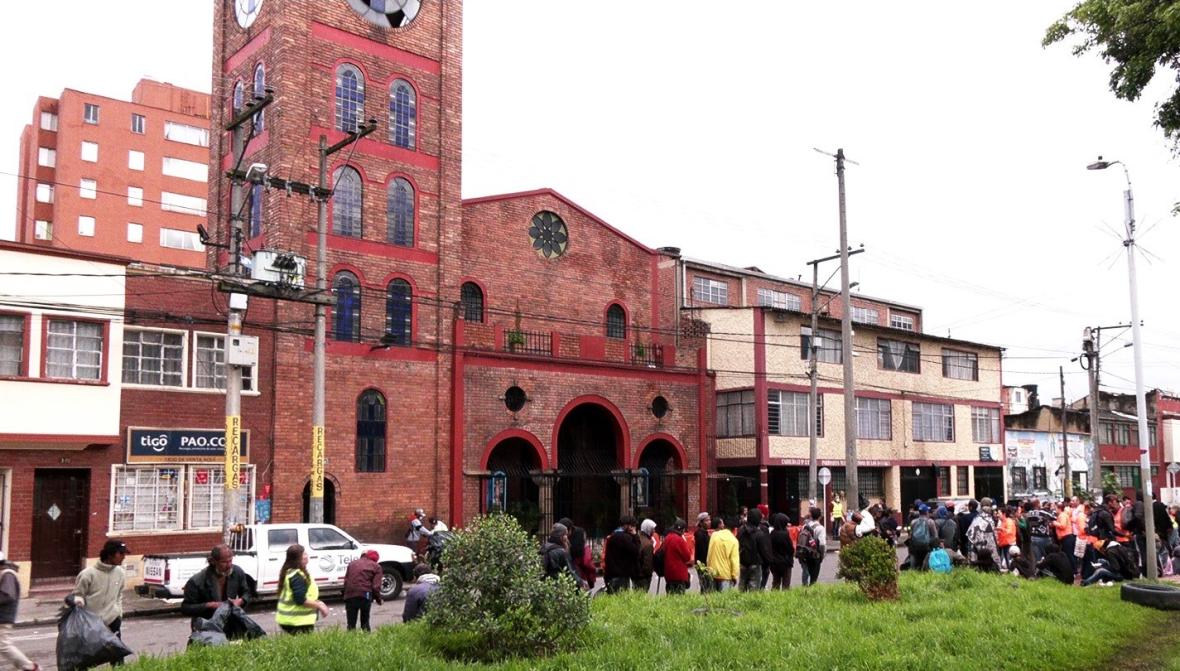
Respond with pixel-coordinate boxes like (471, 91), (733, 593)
(1087, 156), (1158, 579)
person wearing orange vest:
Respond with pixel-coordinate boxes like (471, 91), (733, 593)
(996, 507), (1019, 570)
(1054, 500), (1077, 575)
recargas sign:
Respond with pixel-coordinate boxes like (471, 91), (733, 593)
(127, 427), (250, 463)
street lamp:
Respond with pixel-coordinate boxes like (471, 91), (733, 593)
(1086, 156), (1158, 579)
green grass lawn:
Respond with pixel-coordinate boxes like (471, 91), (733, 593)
(131, 572), (1171, 671)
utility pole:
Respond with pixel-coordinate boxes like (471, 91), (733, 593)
(221, 91), (273, 544)
(309, 120), (377, 524)
(836, 148), (858, 506)
(1082, 327), (1102, 501)
(1061, 366), (1071, 498)
(805, 248), (864, 506)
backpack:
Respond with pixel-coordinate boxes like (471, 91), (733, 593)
(796, 522), (819, 561)
(928, 548), (952, 574)
(911, 518), (933, 549)
(652, 546), (667, 578)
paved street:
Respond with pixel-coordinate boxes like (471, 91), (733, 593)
(13, 549), (897, 670)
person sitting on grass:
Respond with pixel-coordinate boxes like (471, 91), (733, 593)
(1006, 546), (1038, 579)
(970, 547), (1000, 573)
(1037, 542), (1074, 584)
(1081, 540), (1140, 586)
(927, 540), (952, 574)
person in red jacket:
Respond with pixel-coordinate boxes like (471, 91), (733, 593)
(662, 518), (693, 594)
(342, 550), (383, 631)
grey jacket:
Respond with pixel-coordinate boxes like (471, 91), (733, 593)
(0, 567), (20, 624)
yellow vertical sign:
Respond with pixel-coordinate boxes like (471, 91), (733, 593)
(311, 425), (325, 497)
(225, 415), (241, 490)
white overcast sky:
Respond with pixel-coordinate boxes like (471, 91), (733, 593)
(2, 2), (1178, 401)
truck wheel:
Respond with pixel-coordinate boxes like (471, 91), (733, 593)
(1121, 582), (1180, 610)
(380, 567), (404, 601)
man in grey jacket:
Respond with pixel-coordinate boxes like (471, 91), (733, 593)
(73, 539), (128, 664)
(0, 551), (38, 670)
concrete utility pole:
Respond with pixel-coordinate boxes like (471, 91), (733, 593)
(309, 121), (377, 524)
(836, 149), (859, 505)
(1086, 156), (1158, 579)
(1061, 366), (1071, 498)
(221, 92), (273, 544)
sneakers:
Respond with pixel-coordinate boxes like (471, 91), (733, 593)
(1098, 580), (1115, 587)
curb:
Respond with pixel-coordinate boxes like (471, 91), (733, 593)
(15, 602), (183, 629)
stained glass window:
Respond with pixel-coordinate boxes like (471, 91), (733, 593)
(335, 64), (365, 133)
(332, 166), (363, 237)
(386, 177), (414, 246)
(389, 80), (416, 149)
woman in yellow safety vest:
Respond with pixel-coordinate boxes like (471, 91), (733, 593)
(275, 544), (330, 634)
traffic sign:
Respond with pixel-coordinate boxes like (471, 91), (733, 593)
(818, 467), (832, 486)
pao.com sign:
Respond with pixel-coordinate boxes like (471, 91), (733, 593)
(127, 427), (250, 463)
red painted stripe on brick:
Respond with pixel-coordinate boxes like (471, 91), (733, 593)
(309, 22), (441, 75)
(224, 27), (272, 73)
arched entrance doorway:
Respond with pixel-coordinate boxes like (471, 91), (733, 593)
(554, 403), (624, 538)
(636, 439), (686, 527)
(302, 479), (336, 525)
(485, 437), (542, 534)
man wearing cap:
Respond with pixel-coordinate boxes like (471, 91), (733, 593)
(73, 539), (128, 661)
(539, 523), (586, 589)
(406, 508), (433, 556)
(0, 551), (39, 671)
(694, 513), (712, 592)
(343, 549), (384, 631)
(181, 544), (256, 630)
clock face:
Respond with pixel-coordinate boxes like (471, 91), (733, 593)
(346, 0), (422, 28)
(235, 0), (263, 28)
(528, 211), (569, 260)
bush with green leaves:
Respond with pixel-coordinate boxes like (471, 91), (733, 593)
(836, 535), (899, 601)
(424, 514), (590, 662)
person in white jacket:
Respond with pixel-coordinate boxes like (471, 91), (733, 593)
(855, 504), (883, 538)
(73, 539), (128, 664)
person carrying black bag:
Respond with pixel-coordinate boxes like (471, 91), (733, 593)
(181, 544), (256, 638)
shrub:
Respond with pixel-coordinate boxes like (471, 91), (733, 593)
(425, 514), (590, 662)
(836, 535), (899, 601)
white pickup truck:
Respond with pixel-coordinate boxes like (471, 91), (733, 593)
(142, 523), (416, 601)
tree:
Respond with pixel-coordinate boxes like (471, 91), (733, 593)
(1044, 1), (1180, 148)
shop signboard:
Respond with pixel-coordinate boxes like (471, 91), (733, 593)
(127, 427), (250, 463)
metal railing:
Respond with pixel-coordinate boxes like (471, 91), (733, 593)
(504, 329), (552, 356)
(631, 343), (663, 367)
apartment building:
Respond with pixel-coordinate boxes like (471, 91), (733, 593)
(15, 79), (211, 267)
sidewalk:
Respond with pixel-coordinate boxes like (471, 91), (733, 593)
(18, 591), (184, 628)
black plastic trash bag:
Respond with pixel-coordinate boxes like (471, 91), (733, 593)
(187, 602), (267, 648)
(56, 597), (133, 671)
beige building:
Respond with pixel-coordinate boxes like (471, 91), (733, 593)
(679, 259), (1004, 516)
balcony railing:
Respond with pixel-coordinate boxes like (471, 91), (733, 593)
(504, 329), (552, 356)
(631, 343), (663, 367)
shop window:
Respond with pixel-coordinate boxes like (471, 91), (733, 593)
(186, 466), (254, 530)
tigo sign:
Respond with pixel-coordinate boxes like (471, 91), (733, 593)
(127, 427), (250, 463)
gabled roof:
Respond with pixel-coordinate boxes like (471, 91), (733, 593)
(462, 188), (656, 256)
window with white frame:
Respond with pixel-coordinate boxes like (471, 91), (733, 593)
(800, 327), (842, 364)
(128, 150), (145, 171)
(122, 329), (184, 386)
(851, 306), (879, 324)
(943, 349), (979, 381)
(971, 407), (1001, 443)
(164, 122), (209, 147)
(36, 184), (53, 204)
(40, 112), (58, 131)
(717, 390), (755, 437)
(161, 157), (208, 183)
(160, 192), (207, 217)
(83, 103), (100, 124)
(37, 147), (55, 167)
(127, 223), (143, 243)
(111, 466), (181, 532)
(693, 276), (728, 305)
(768, 390), (821, 437)
(856, 397), (892, 440)
(45, 319), (103, 380)
(194, 333), (254, 391)
(34, 220), (51, 240)
(186, 466), (254, 530)
(131, 113), (145, 134)
(77, 216), (95, 237)
(913, 402), (954, 442)
(757, 288), (801, 311)
(890, 312), (915, 331)
(127, 187), (143, 207)
(878, 338), (920, 373)
(81, 141), (98, 162)
(0, 315), (24, 376)
(160, 228), (203, 251)
(79, 179), (97, 199)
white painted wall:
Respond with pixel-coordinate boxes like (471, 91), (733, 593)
(0, 249), (124, 438)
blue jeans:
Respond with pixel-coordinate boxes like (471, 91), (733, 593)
(715, 579), (735, 592)
(1031, 536), (1051, 563)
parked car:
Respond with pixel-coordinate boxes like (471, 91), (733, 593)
(141, 523), (414, 601)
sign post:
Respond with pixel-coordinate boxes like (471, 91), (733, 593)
(818, 467), (832, 530)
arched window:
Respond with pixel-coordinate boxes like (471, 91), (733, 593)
(460, 282), (484, 323)
(389, 79), (416, 149)
(386, 177), (414, 246)
(232, 80), (244, 115)
(332, 271), (361, 342)
(248, 183), (263, 238)
(606, 304), (626, 339)
(385, 279), (412, 346)
(335, 64), (365, 133)
(252, 63), (266, 132)
(331, 166), (362, 237)
(356, 389), (386, 473)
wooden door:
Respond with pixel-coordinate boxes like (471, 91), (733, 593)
(32, 469), (89, 579)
